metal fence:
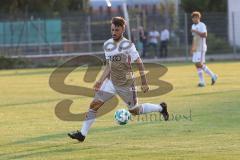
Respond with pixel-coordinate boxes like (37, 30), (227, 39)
(0, 11), (239, 59)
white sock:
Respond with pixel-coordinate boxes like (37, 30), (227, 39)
(197, 68), (205, 83)
(80, 109), (96, 136)
(139, 103), (163, 114)
(202, 65), (215, 78)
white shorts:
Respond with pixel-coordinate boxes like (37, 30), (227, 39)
(94, 79), (138, 110)
(192, 51), (206, 63)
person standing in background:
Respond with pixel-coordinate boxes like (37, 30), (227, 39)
(148, 26), (160, 57)
(160, 27), (170, 58)
(138, 26), (147, 58)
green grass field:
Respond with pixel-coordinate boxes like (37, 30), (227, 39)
(0, 61), (240, 160)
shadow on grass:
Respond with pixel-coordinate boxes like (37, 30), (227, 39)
(0, 96), (83, 108)
(0, 133), (92, 160)
(7, 147), (79, 160)
(90, 120), (169, 134)
(0, 132), (66, 147)
(181, 89), (240, 97)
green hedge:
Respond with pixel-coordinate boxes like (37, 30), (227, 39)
(0, 56), (29, 69)
(207, 33), (232, 54)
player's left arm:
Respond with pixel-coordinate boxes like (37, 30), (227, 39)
(129, 42), (149, 93)
(135, 57), (149, 93)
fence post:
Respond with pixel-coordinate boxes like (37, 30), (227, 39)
(38, 18), (42, 54)
(232, 12), (237, 56)
(3, 22), (6, 56)
(87, 16), (92, 52)
(123, 2), (131, 41)
(142, 9), (147, 30)
(184, 13), (189, 61)
(136, 15), (141, 40)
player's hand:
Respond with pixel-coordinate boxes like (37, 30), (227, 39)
(93, 81), (102, 92)
(190, 47), (196, 55)
(141, 84), (149, 93)
(190, 48), (194, 55)
(191, 29), (197, 33)
(192, 29), (201, 36)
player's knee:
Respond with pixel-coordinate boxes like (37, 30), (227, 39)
(196, 63), (203, 68)
(90, 100), (104, 111)
(129, 108), (140, 116)
(129, 109), (138, 115)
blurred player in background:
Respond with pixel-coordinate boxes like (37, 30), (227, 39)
(68, 17), (169, 142)
(160, 26), (170, 58)
(138, 26), (147, 58)
(191, 11), (218, 87)
(148, 26), (160, 57)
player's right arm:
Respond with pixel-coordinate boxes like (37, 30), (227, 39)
(191, 30), (207, 38)
(191, 36), (196, 55)
(191, 25), (197, 55)
(93, 60), (110, 91)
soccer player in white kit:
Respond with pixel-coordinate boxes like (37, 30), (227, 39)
(191, 11), (218, 87)
(68, 17), (169, 142)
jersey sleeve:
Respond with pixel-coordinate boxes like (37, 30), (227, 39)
(104, 51), (109, 60)
(191, 24), (195, 30)
(103, 43), (110, 60)
(128, 43), (140, 62)
(200, 23), (207, 33)
(191, 25), (196, 36)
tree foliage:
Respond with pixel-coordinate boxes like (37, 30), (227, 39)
(181, 0), (227, 13)
(0, 0), (89, 15)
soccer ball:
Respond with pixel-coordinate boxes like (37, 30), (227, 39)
(114, 109), (131, 125)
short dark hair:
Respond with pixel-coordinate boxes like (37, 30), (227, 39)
(111, 17), (126, 27)
(191, 11), (201, 18)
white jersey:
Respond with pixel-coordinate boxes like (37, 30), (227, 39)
(149, 31), (160, 44)
(160, 29), (170, 41)
(103, 37), (140, 86)
(191, 22), (207, 52)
